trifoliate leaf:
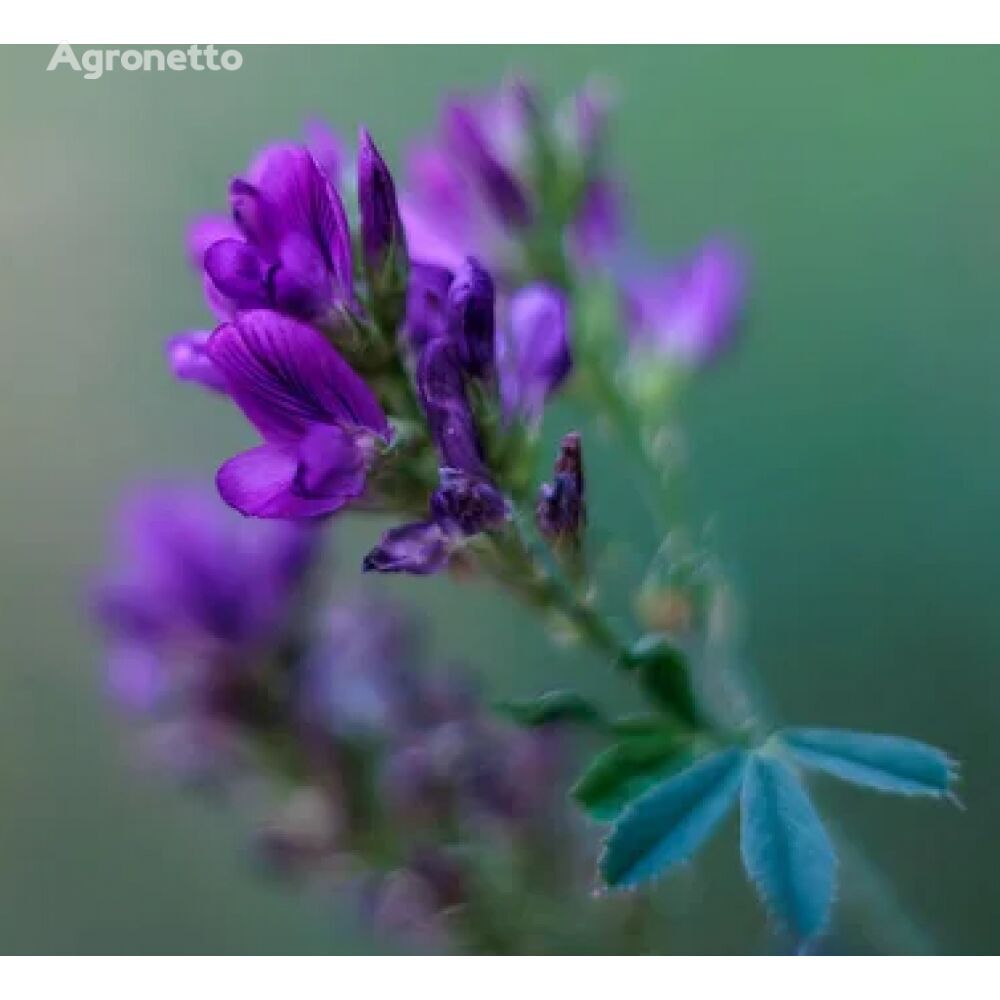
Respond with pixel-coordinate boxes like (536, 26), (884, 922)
(599, 746), (746, 890)
(495, 690), (604, 728)
(571, 727), (692, 821)
(740, 752), (836, 942)
(779, 727), (959, 800)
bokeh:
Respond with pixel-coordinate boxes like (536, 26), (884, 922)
(1, 45), (999, 954)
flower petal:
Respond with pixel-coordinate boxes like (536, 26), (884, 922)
(270, 232), (333, 318)
(204, 238), (271, 310)
(251, 145), (354, 302)
(186, 214), (239, 269)
(417, 337), (486, 477)
(208, 310), (389, 443)
(500, 284), (572, 420)
(165, 330), (228, 393)
(217, 443), (359, 519)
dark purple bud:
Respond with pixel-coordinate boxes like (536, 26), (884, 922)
(357, 128), (407, 281)
(447, 258), (496, 380)
(536, 432), (586, 546)
(445, 101), (532, 227)
(363, 520), (450, 576)
(405, 261), (454, 354)
(430, 468), (508, 537)
(416, 338), (487, 478)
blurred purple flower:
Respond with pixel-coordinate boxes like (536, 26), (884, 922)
(95, 484), (316, 713)
(400, 82), (534, 274)
(624, 240), (746, 366)
(298, 597), (427, 739)
(498, 284), (572, 422)
(207, 310), (390, 519)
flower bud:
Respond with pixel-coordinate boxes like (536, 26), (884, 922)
(536, 433), (587, 568)
(447, 258), (496, 380)
(357, 128), (408, 326)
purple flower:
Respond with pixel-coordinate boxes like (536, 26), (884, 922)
(498, 284), (572, 422)
(207, 310), (390, 519)
(447, 257), (496, 380)
(203, 145), (354, 323)
(569, 179), (621, 265)
(95, 484), (316, 712)
(357, 128), (407, 282)
(443, 100), (532, 228)
(536, 432), (586, 545)
(624, 240), (746, 366)
(298, 597), (427, 738)
(165, 330), (227, 393)
(400, 82), (535, 273)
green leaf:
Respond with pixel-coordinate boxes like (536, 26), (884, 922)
(571, 726), (692, 821)
(622, 635), (700, 727)
(496, 690), (604, 728)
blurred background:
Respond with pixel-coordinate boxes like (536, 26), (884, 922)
(1, 45), (998, 954)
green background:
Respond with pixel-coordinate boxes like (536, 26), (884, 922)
(1, 46), (998, 954)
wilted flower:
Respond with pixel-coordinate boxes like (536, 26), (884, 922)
(536, 432), (586, 547)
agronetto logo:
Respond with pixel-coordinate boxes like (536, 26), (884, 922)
(46, 44), (243, 81)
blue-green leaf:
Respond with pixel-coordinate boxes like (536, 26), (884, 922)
(599, 747), (746, 890)
(740, 752), (836, 942)
(779, 727), (958, 799)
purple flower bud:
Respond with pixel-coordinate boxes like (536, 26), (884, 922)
(362, 520), (451, 576)
(447, 258), (496, 380)
(445, 101), (532, 228)
(405, 261), (454, 354)
(536, 432), (586, 546)
(416, 337), (487, 478)
(357, 128), (407, 281)
(430, 468), (509, 536)
(569, 179), (620, 265)
(498, 285), (572, 422)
